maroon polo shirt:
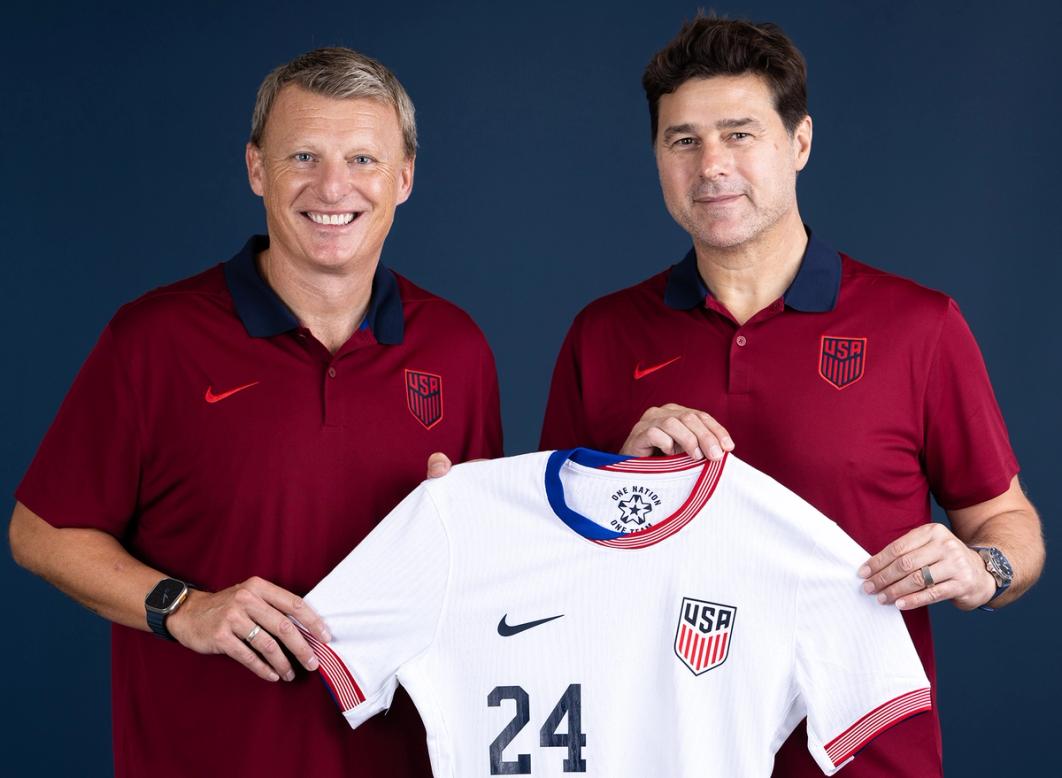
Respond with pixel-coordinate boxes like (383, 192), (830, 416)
(17, 235), (503, 778)
(540, 229), (1018, 778)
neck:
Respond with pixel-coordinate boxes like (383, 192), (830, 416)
(258, 248), (376, 354)
(694, 211), (808, 326)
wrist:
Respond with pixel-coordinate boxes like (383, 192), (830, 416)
(971, 545), (1014, 611)
(144, 577), (193, 641)
(977, 566), (999, 607)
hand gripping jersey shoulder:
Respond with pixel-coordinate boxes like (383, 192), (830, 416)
(304, 450), (931, 777)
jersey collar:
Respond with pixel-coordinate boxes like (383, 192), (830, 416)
(664, 226), (841, 313)
(223, 234), (405, 344)
(544, 448), (728, 549)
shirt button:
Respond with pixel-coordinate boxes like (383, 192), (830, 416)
(735, 335), (747, 347)
(328, 367), (337, 378)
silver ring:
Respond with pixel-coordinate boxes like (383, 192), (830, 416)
(244, 624), (261, 643)
(920, 566), (935, 587)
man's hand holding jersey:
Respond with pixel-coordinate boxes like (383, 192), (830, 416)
(168, 577), (332, 682)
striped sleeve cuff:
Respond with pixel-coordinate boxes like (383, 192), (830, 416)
(824, 687), (932, 770)
(298, 625), (366, 712)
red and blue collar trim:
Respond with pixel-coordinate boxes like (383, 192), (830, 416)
(664, 225), (841, 313)
(222, 234), (405, 344)
(544, 448), (728, 549)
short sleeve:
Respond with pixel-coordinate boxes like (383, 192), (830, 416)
(303, 484), (450, 729)
(795, 518), (931, 775)
(923, 299), (1018, 510)
(16, 323), (142, 535)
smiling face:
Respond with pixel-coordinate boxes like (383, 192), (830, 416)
(246, 85), (414, 274)
(655, 73), (811, 251)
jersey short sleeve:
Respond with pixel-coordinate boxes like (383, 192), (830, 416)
(794, 516), (931, 775)
(923, 299), (1019, 509)
(303, 484), (451, 729)
(16, 323), (141, 534)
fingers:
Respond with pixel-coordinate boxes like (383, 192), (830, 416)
(621, 405), (735, 460)
(426, 451), (451, 478)
(222, 617), (284, 682)
(858, 524), (995, 611)
(861, 542), (942, 602)
(179, 577), (332, 683)
(871, 557), (955, 607)
(858, 524), (936, 580)
(241, 578), (327, 673)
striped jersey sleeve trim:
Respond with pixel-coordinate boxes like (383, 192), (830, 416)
(824, 687), (932, 767)
(297, 624), (366, 712)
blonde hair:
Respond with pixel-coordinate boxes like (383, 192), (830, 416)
(250, 47), (417, 158)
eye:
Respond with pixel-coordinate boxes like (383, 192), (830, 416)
(672, 137), (698, 148)
(351, 155), (374, 165)
(293, 152), (315, 163)
(729, 132), (752, 141)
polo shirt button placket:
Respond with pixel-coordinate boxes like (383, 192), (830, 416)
(324, 363), (339, 426)
(729, 332), (750, 394)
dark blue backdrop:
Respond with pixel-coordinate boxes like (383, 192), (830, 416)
(3, 1), (1057, 775)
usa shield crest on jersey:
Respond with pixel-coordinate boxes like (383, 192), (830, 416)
(405, 369), (444, 430)
(818, 336), (867, 390)
(674, 597), (737, 676)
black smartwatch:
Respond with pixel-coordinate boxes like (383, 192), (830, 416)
(145, 578), (191, 641)
(971, 546), (1013, 609)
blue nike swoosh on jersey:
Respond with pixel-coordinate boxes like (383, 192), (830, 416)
(497, 613), (565, 637)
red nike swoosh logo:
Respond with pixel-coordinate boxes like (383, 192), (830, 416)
(204, 381), (260, 404)
(634, 356), (682, 380)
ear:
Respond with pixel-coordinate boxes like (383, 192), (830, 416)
(395, 155), (415, 206)
(246, 142), (265, 197)
(793, 114), (813, 172)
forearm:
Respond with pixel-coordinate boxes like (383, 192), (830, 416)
(8, 501), (166, 631)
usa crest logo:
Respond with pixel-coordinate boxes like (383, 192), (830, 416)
(674, 597), (736, 676)
(819, 336), (867, 390)
(405, 369), (444, 430)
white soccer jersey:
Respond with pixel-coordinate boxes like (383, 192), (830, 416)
(304, 450), (931, 777)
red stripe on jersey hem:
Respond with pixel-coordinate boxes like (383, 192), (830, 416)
(595, 454), (727, 549)
(297, 624), (366, 712)
(824, 687), (932, 767)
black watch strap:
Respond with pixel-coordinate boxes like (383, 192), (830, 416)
(146, 607), (176, 641)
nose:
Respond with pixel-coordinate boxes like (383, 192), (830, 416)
(699, 139), (730, 179)
(313, 156), (353, 203)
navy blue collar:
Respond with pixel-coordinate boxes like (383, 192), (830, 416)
(664, 227), (841, 313)
(544, 449), (631, 541)
(222, 235), (404, 344)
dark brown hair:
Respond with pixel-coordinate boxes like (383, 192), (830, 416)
(642, 14), (808, 143)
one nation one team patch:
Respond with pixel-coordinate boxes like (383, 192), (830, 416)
(405, 369), (444, 430)
(819, 336), (867, 390)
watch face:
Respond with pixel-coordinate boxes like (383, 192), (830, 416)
(992, 549), (1013, 582)
(146, 579), (186, 612)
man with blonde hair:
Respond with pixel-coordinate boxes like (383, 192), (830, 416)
(10, 47), (501, 776)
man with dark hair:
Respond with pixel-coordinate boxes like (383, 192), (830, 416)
(539, 15), (1043, 777)
(8, 47), (502, 776)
